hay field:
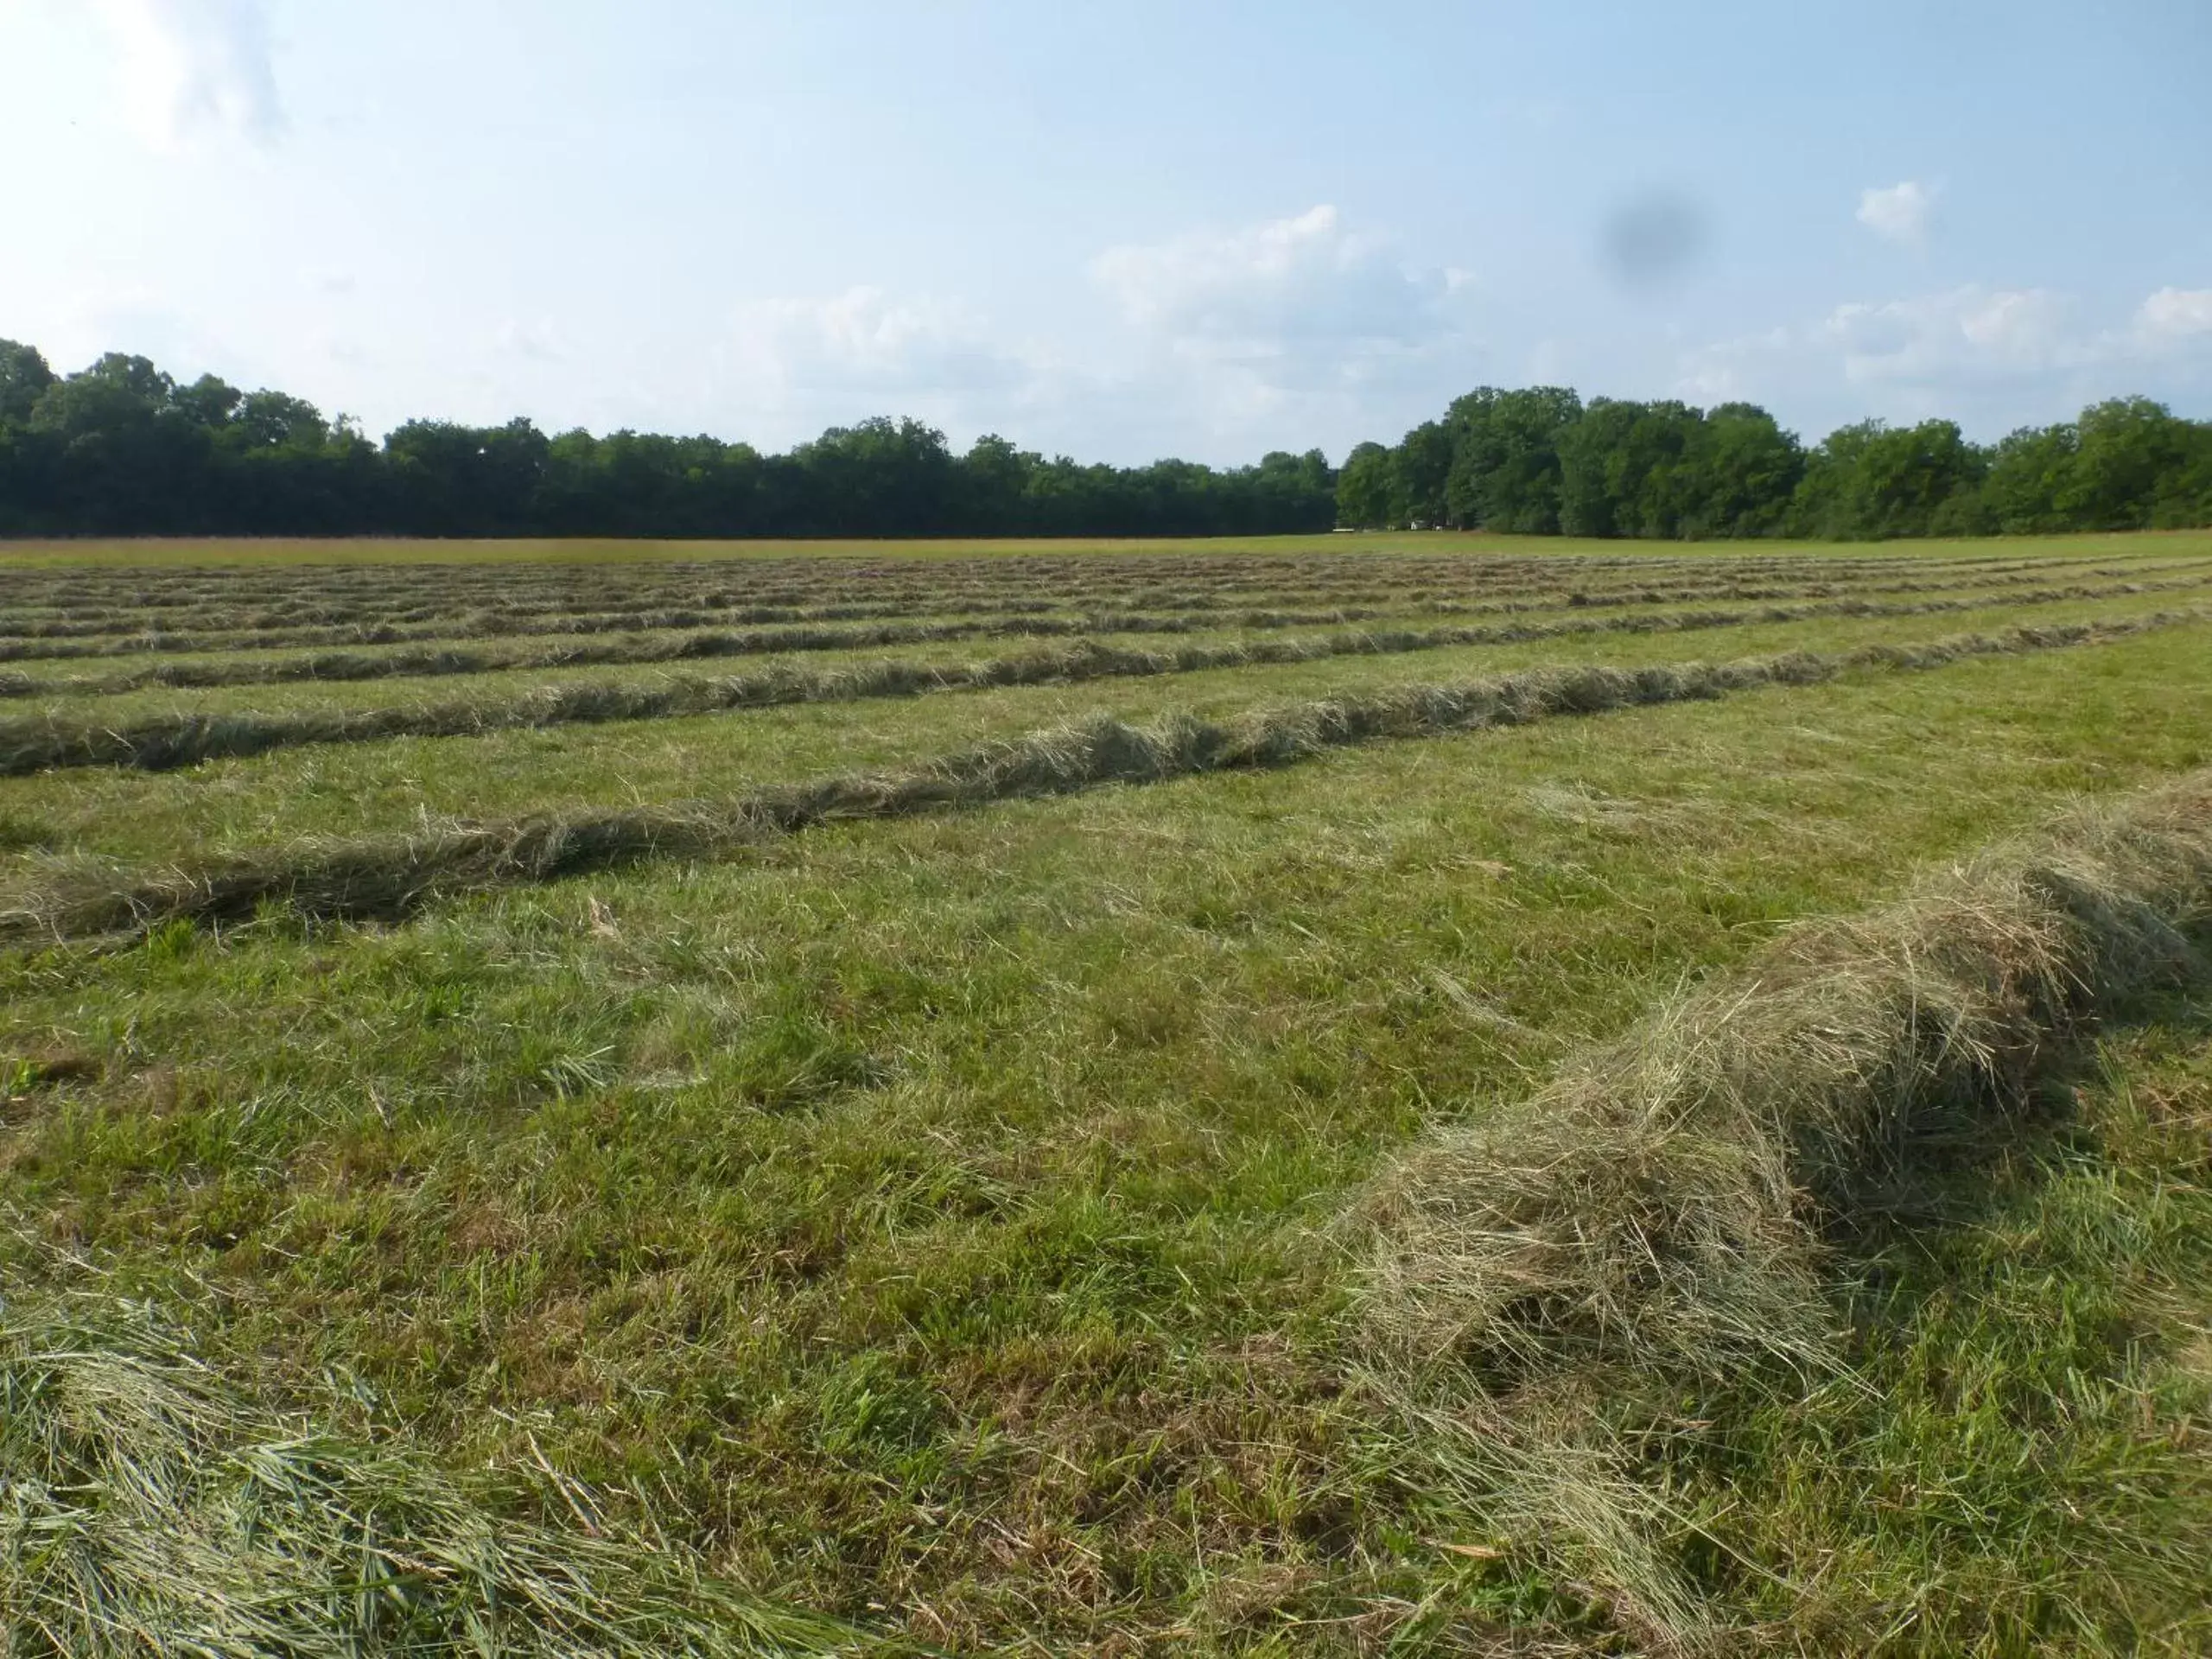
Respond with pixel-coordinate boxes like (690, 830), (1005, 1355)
(3, 533), (2210, 1655)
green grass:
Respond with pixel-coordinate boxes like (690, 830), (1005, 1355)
(2, 592), (2206, 871)
(2, 534), (2209, 1653)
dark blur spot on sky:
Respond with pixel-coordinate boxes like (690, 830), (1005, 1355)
(1599, 190), (1711, 289)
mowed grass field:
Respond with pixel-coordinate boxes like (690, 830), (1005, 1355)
(2, 532), (2209, 1656)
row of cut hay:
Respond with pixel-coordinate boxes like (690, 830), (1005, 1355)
(0, 561), (1641, 626)
(0, 1295), (876, 1656)
(0, 545), (2059, 613)
(18, 556), (2209, 678)
(3, 584), (2209, 777)
(9, 562), (2202, 698)
(0, 561), (1689, 637)
(4, 550), (2190, 657)
(3, 613), (2195, 942)
(3, 548), (2137, 632)
(0, 603), (1408, 664)
(1349, 765), (2212, 1648)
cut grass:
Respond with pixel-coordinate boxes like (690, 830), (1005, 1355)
(3, 587), (2207, 870)
(1357, 769), (2212, 1646)
(2, 546), (2201, 666)
(3, 534), (2211, 1652)
(12, 552), (2200, 708)
(4, 576), (2207, 777)
(0, 1297), (873, 1656)
(3, 613), (2199, 938)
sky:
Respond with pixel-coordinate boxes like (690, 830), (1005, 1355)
(3, 0), (2209, 465)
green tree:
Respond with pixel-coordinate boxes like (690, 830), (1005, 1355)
(2058, 397), (2191, 530)
(1791, 419), (1986, 539)
(1444, 386), (1580, 532)
(0, 339), (56, 427)
(1393, 420), (1454, 527)
(1335, 442), (1395, 528)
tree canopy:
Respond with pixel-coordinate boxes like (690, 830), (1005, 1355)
(3, 337), (2207, 540)
(1336, 386), (2212, 538)
(0, 342), (1337, 539)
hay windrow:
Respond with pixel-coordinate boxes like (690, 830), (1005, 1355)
(1, 612), (2198, 943)
(0, 1296), (874, 1656)
(1349, 764), (2212, 1647)
(1357, 776), (2212, 1380)
(2, 579), (2207, 775)
(1, 552), (2203, 671)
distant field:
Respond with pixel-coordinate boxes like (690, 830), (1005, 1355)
(1, 527), (2207, 565)
(3, 533), (2209, 1655)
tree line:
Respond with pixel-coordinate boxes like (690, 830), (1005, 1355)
(0, 341), (1335, 538)
(4, 336), (2209, 540)
(1338, 388), (2212, 538)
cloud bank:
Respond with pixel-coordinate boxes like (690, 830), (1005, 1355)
(1681, 280), (2212, 435)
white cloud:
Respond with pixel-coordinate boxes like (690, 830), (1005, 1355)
(2138, 286), (2212, 341)
(1092, 205), (1459, 378)
(1677, 281), (2212, 436)
(700, 225), (1482, 461)
(1822, 285), (2081, 385)
(1856, 180), (1938, 245)
(690, 286), (1072, 447)
(727, 286), (1038, 401)
(90, 0), (283, 149)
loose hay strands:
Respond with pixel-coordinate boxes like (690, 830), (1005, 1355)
(1351, 765), (2212, 1649)
(0, 1298), (874, 1657)
(1, 614), (2199, 944)
(3, 581), (2209, 775)
(3, 554), (2203, 672)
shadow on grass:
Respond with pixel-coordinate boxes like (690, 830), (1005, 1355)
(1677, 970), (2212, 1654)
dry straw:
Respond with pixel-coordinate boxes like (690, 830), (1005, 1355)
(1352, 764), (2212, 1647)
(0, 1297), (874, 1656)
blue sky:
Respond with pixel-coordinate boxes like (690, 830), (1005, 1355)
(3, 0), (2209, 463)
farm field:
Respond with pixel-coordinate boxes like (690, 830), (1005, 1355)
(3, 532), (2210, 1656)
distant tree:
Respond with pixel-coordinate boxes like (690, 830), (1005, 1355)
(0, 333), (2204, 540)
(171, 373), (244, 429)
(385, 416), (550, 535)
(956, 434), (1037, 533)
(1791, 419), (1986, 539)
(1393, 420), (1454, 527)
(1691, 404), (1803, 537)
(2151, 423), (2212, 529)
(1980, 423), (2077, 533)
(791, 417), (955, 537)
(2061, 397), (2191, 531)
(1336, 442), (1395, 528)
(0, 339), (56, 426)
(1445, 386), (1580, 532)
